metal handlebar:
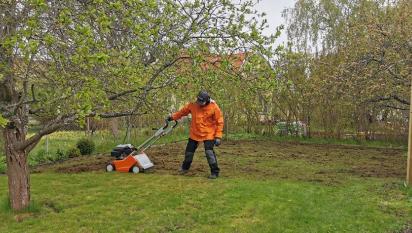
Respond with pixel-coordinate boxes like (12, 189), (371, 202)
(136, 120), (178, 152)
(162, 119), (178, 129)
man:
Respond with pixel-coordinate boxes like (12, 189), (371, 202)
(167, 90), (224, 179)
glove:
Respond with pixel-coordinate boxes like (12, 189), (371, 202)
(166, 116), (173, 122)
(214, 138), (221, 147)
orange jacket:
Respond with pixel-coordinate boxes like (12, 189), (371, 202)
(172, 100), (224, 141)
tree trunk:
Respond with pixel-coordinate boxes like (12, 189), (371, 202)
(110, 118), (119, 139)
(4, 128), (30, 211)
(306, 115), (311, 138)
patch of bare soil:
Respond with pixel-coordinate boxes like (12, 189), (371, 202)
(32, 140), (407, 183)
(32, 155), (112, 173)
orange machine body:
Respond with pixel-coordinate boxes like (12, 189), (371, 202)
(107, 120), (177, 173)
(112, 155), (138, 172)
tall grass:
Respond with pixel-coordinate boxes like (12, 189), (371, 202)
(0, 196), (41, 214)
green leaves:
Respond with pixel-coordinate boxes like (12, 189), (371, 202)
(89, 52), (110, 64)
(43, 34), (55, 46)
(279, 0), (411, 137)
(1, 0), (280, 138)
(58, 8), (72, 26)
(75, 25), (92, 37)
(28, 40), (39, 54)
(0, 116), (8, 128)
(30, 0), (48, 9)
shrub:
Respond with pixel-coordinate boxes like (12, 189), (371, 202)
(56, 149), (68, 161)
(76, 138), (95, 155)
(66, 147), (81, 158)
(34, 149), (47, 164)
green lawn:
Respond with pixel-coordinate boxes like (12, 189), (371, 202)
(0, 172), (411, 233)
(0, 132), (411, 232)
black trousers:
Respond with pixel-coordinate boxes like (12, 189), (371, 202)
(182, 138), (220, 175)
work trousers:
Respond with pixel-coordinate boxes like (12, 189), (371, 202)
(181, 138), (220, 175)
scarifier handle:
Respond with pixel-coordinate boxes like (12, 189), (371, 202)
(163, 119), (178, 129)
(171, 120), (178, 128)
(137, 120), (178, 152)
(153, 119), (177, 130)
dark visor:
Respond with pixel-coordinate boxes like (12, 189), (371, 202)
(197, 97), (206, 105)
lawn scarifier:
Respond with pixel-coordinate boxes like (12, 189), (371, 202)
(106, 120), (178, 174)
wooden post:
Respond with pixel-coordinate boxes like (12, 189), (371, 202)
(407, 83), (412, 186)
(86, 117), (90, 136)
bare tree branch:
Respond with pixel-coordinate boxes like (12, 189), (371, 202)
(97, 111), (147, 118)
(15, 114), (77, 151)
(367, 95), (410, 106)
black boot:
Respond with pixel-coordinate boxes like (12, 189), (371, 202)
(208, 163), (219, 179)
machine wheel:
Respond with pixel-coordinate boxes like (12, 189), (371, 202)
(130, 166), (140, 174)
(106, 164), (115, 172)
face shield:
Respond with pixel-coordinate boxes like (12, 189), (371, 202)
(196, 90), (210, 106)
(196, 97), (207, 106)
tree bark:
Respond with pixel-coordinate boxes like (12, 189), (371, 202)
(4, 128), (30, 211)
(110, 118), (119, 139)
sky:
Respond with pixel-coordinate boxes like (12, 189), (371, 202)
(253, 0), (297, 45)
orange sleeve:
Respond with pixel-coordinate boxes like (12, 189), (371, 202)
(214, 105), (224, 138)
(172, 103), (191, 120)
